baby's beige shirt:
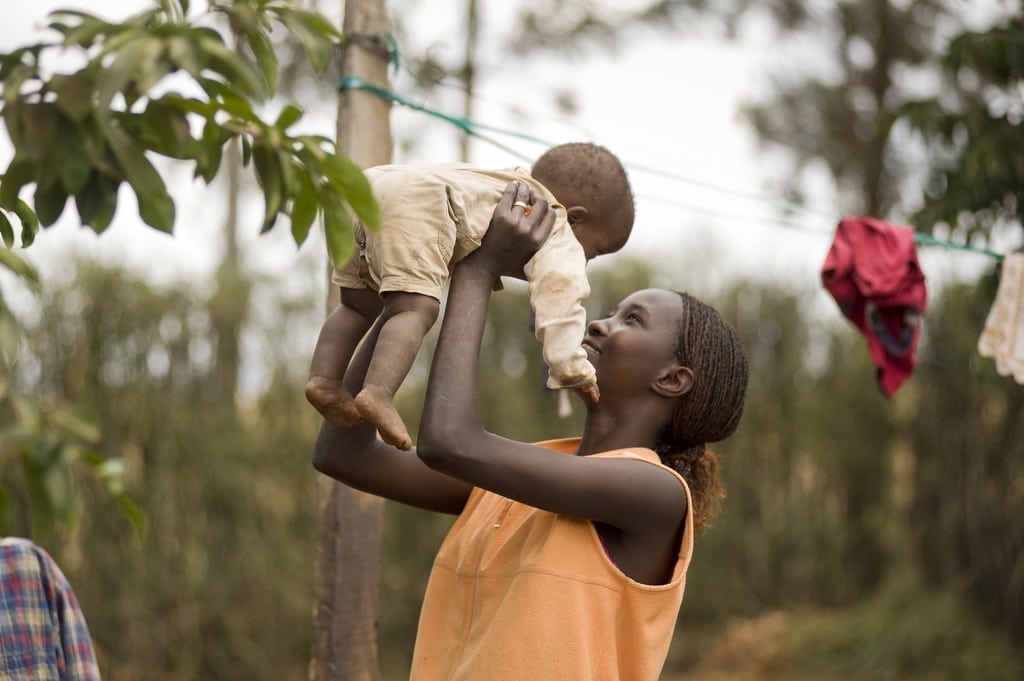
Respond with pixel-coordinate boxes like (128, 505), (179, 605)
(333, 162), (594, 389)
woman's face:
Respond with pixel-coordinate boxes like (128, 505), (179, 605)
(582, 288), (685, 397)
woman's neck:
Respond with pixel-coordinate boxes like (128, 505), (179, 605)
(576, 403), (665, 456)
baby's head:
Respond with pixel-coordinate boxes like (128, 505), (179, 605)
(531, 143), (634, 261)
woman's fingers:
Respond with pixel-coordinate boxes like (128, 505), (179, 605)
(476, 181), (557, 277)
(523, 188), (555, 246)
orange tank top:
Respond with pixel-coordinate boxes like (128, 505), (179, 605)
(409, 438), (695, 681)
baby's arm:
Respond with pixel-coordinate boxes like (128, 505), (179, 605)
(524, 225), (598, 402)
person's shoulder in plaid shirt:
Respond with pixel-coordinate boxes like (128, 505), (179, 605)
(0, 537), (101, 680)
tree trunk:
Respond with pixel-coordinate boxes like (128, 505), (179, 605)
(310, 1), (393, 679)
(459, 0), (479, 162)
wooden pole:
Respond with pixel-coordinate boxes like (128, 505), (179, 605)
(310, 1), (392, 679)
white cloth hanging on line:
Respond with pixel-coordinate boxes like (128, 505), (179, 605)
(978, 253), (1024, 384)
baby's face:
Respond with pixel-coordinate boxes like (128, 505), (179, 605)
(573, 219), (631, 261)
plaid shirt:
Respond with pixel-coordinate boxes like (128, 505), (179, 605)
(0, 538), (101, 680)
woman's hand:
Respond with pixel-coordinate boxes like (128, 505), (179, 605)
(467, 181), (557, 280)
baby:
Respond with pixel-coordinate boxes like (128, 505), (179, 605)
(306, 142), (635, 449)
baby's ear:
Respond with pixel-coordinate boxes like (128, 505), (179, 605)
(566, 205), (588, 228)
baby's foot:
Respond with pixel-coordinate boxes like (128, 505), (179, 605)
(355, 385), (412, 451)
(305, 376), (363, 427)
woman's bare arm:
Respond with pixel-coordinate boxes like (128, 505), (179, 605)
(313, 316), (473, 515)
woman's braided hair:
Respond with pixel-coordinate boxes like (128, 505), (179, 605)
(657, 292), (749, 534)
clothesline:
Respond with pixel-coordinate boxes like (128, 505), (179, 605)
(337, 75), (1007, 262)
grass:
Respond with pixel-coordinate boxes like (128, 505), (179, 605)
(665, 574), (1024, 681)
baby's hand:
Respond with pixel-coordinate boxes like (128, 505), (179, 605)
(575, 383), (600, 407)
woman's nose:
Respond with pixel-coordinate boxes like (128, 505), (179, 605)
(587, 318), (608, 337)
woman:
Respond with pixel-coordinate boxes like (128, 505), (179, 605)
(313, 181), (749, 681)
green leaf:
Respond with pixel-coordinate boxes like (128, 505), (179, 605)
(247, 30), (279, 93)
(195, 119), (228, 184)
(275, 104), (304, 132)
(0, 248), (38, 283)
(167, 33), (205, 80)
(1, 158), (36, 211)
(230, 3), (278, 92)
(140, 101), (196, 160)
(196, 76), (240, 104)
(158, 92), (216, 118)
(51, 404), (101, 444)
(51, 72), (96, 121)
(34, 181), (69, 227)
(0, 45), (39, 85)
(56, 117), (92, 195)
(197, 77), (257, 120)
(80, 449), (147, 539)
(23, 450), (57, 540)
(277, 147), (298, 195)
(94, 458), (125, 494)
(74, 172), (102, 228)
(106, 127), (175, 232)
(75, 172), (119, 234)
(2, 63), (36, 135)
(289, 170), (319, 246)
(43, 453), (75, 525)
(252, 144), (283, 233)
(50, 10), (120, 49)
(0, 211), (13, 248)
(95, 32), (167, 114)
(13, 200), (39, 247)
(278, 10), (340, 73)
(193, 30), (267, 99)
(116, 493), (147, 540)
(323, 154), (380, 230)
(322, 190), (355, 268)
(20, 103), (60, 192)
(241, 136), (253, 167)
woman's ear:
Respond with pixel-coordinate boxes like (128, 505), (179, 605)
(652, 364), (694, 398)
(566, 205), (588, 228)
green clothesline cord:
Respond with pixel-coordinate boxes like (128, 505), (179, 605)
(339, 75), (545, 161)
(913, 232), (1004, 260)
(337, 75), (1007, 262)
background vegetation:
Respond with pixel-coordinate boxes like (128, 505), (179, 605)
(1, 1), (1022, 680)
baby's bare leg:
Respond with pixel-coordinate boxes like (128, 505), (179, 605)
(306, 287), (383, 427)
(355, 291), (440, 450)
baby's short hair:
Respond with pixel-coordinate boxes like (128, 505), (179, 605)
(532, 143), (635, 234)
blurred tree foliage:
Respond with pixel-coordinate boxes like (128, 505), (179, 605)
(738, 0), (1023, 649)
(739, 0), (955, 217)
(909, 276), (1024, 642)
(899, 12), (1024, 246)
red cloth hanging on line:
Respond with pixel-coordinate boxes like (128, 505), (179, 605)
(821, 216), (928, 396)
